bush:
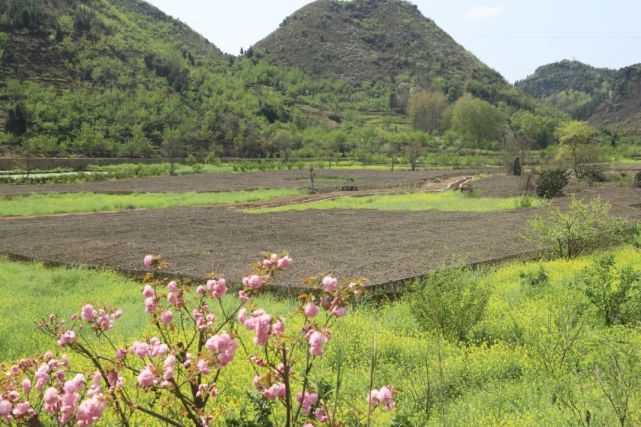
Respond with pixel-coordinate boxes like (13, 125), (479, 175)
(0, 253), (394, 426)
(514, 196), (535, 209)
(185, 153), (198, 167)
(535, 169), (569, 199)
(527, 196), (626, 259)
(410, 267), (489, 341)
(204, 153), (220, 165)
(519, 266), (549, 288)
(576, 254), (641, 326)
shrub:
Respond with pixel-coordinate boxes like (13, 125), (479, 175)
(535, 169), (569, 199)
(185, 153), (198, 167)
(204, 153), (220, 165)
(576, 254), (641, 326)
(0, 253), (395, 426)
(514, 196), (535, 209)
(410, 267), (489, 342)
(527, 196), (626, 259)
(519, 265), (549, 288)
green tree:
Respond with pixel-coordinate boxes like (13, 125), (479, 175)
(527, 196), (626, 259)
(451, 93), (504, 148)
(556, 120), (600, 175)
(407, 90), (448, 134)
(161, 128), (185, 176)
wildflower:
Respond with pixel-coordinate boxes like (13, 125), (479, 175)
(304, 302), (320, 317)
(322, 275), (338, 292)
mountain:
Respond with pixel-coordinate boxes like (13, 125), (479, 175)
(0, 0), (344, 157)
(516, 60), (641, 135)
(254, 0), (516, 103)
(0, 0), (553, 159)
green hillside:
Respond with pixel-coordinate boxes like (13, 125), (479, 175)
(517, 60), (641, 136)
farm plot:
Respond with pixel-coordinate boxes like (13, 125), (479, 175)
(0, 168), (494, 196)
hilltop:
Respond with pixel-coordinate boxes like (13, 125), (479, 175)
(254, 0), (511, 100)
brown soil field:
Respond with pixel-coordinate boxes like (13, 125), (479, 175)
(1, 184), (639, 291)
(0, 168), (495, 196)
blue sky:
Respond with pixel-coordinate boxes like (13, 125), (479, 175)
(146, 0), (641, 82)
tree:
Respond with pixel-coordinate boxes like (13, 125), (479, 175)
(407, 90), (448, 134)
(451, 93), (504, 148)
(161, 128), (185, 176)
(272, 129), (294, 162)
(556, 120), (600, 176)
(397, 132), (426, 171)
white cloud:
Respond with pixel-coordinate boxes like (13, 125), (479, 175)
(464, 5), (504, 21)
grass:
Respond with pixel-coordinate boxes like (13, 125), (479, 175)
(246, 191), (544, 214)
(0, 258), (145, 360)
(0, 189), (304, 217)
(3, 247), (641, 425)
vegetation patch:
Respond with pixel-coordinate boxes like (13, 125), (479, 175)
(0, 189), (304, 217)
(246, 191), (544, 214)
(4, 247), (641, 424)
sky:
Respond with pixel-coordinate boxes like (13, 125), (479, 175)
(146, 0), (641, 83)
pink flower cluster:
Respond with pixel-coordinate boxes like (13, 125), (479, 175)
(238, 308), (285, 346)
(253, 376), (286, 401)
(129, 337), (168, 359)
(296, 391), (319, 415)
(368, 386), (396, 411)
(306, 330), (330, 357)
(197, 278), (228, 299)
(205, 332), (237, 368)
(80, 304), (122, 331)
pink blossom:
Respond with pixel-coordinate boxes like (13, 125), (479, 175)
(197, 285), (206, 295)
(81, 304), (97, 322)
(304, 302), (319, 318)
(0, 400), (11, 418)
(21, 378), (31, 394)
(160, 310), (173, 325)
(34, 363), (50, 390)
(296, 391), (318, 415)
(164, 355), (176, 368)
(167, 291), (182, 308)
(242, 275), (266, 290)
(57, 330), (76, 347)
(377, 386), (396, 411)
(12, 401), (34, 419)
(322, 275), (338, 292)
(277, 256), (292, 269)
(116, 348), (126, 359)
(331, 305), (348, 318)
(241, 310), (273, 346)
(369, 386), (396, 411)
(272, 318), (285, 336)
(208, 279), (228, 298)
(43, 388), (60, 414)
(238, 290), (250, 302)
(167, 281), (178, 292)
(144, 297), (156, 313)
(315, 407), (329, 423)
(137, 365), (155, 388)
(76, 396), (105, 426)
(307, 330), (328, 356)
(143, 255), (154, 268)
(130, 341), (150, 358)
(205, 332), (237, 368)
(142, 285), (155, 298)
(262, 383), (286, 400)
(197, 359), (211, 375)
